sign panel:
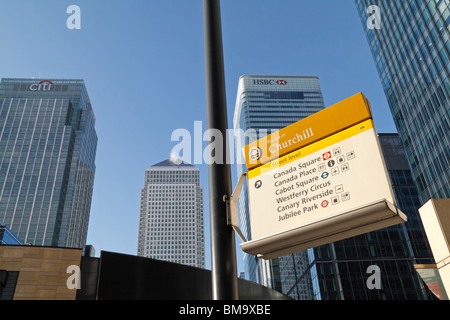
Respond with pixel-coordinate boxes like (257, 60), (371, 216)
(240, 95), (407, 259)
(418, 199), (450, 264)
(414, 264), (448, 300)
(243, 92), (373, 170)
(418, 199), (450, 296)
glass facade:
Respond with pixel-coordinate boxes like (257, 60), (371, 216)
(233, 75), (325, 287)
(0, 78), (97, 248)
(355, 0), (450, 204)
(379, 135), (435, 264)
(137, 159), (205, 269)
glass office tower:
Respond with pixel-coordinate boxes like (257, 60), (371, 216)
(137, 158), (205, 269)
(233, 75), (325, 287)
(284, 134), (435, 300)
(354, 0), (450, 204)
(0, 78), (97, 248)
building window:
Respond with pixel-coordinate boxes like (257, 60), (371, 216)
(0, 270), (19, 300)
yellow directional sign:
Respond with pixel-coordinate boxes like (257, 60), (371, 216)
(240, 93), (407, 259)
(243, 93), (373, 170)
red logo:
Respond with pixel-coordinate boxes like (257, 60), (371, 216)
(321, 200), (329, 208)
(39, 80), (53, 85)
(322, 151), (332, 161)
(276, 80), (287, 85)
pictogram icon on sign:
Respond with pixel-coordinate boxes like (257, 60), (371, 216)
(332, 196), (340, 205)
(333, 147), (342, 156)
(323, 151), (332, 161)
(342, 192), (351, 202)
(328, 160), (335, 168)
(321, 200), (329, 208)
(347, 151), (356, 160)
(332, 167), (340, 176)
(249, 147), (262, 161)
(321, 172), (329, 179)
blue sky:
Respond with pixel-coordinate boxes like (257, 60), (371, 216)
(0, 0), (396, 274)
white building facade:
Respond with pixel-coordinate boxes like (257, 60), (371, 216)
(137, 159), (205, 269)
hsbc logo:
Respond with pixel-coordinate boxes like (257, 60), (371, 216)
(29, 80), (53, 91)
(253, 79), (288, 86)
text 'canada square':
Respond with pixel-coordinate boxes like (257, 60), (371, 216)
(240, 92), (407, 260)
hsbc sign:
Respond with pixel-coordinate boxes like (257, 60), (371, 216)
(29, 80), (53, 91)
(253, 79), (288, 86)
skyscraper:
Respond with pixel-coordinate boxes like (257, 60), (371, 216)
(137, 158), (205, 269)
(354, 0), (450, 204)
(233, 75), (325, 286)
(0, 78), (97, 248)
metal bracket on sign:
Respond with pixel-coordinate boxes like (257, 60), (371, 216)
(224, 172), (247, 243)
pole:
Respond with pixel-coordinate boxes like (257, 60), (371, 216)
(203, 0), (239, 300)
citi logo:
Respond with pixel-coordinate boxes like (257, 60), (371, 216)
(29, 80), (53, 91)
(253, 79), (288, 86)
